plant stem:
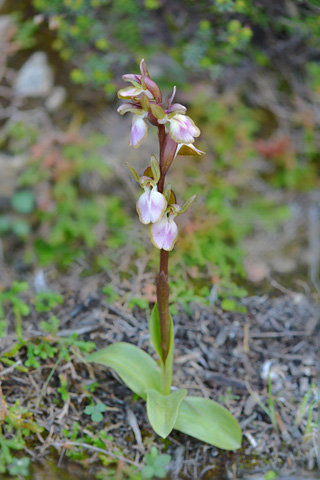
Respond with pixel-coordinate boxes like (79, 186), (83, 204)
(159, 250), (168, 276)
(161, 364), (171, 395)
(156, 124), (171, 368)
(156, 271), (170, 363)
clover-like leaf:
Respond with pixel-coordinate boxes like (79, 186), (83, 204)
(8, 457), (30, 477)
(141, 447), (171, 479)
(85, 403), (107, 422)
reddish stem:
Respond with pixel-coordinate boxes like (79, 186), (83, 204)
(156, 124), (171, 362)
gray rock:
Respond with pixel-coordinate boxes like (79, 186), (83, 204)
(0, 15), (14, 42)
(14, 52), (54, 98)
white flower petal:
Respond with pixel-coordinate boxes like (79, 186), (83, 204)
(118, 85), (144, 99)
(168, 114), (200, 144)
(130, 114), (148, 148)
(117, 103), (141, 115)
(136, 187), (167, 224)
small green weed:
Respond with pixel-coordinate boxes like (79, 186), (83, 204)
(141, 447), (171, 479)
(0, 401), (43, 475)
(218, 386), (241, 404)
(39, 315), (60, 335)
(85, 403), (108, 423)
(34, 292), (64, 312)
(61, 429), (114, 462)
(247, 374), (279, 431)
(58, 374), (70, 402)
(295, 383), (318, 442)
(0, 282), (30, 340)
(8, 457), (30, 477)
(25, 341), (58, 368)
(102, 285), (120, 303)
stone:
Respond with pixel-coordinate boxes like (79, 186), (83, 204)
(45, 85), (67, 112)
(14, 52), (54, 98)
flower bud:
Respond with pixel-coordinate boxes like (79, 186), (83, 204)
(139, 59), (150, 78)
(144, 77), (162, 103)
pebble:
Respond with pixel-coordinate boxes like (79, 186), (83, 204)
(45, 85), (67, 111)
(14, 52), (54, 98)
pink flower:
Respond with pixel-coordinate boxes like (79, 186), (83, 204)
(149, 205), (181, 251)
(158, 113), (200, 144)
(117, 103), (148, 148)
(153, 86), (200, 144)
(136, 176), (167, 224)
(117, 75), (154, 100)
(117, 59), (161, 103)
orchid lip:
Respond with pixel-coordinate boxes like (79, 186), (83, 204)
(136, 185), (167, 224)
(149, 213), (178, 251)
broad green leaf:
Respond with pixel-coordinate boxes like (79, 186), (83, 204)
(86, 342), (161, 399)
(146, 388), (187, 438)
(174, 396), (242, 450)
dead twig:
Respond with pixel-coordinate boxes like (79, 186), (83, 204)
(52, 441), (140, 466)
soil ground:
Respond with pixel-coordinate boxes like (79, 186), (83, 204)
(1, 264), (319, 479)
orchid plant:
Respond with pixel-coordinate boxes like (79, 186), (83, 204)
(87, 60), (242, 450)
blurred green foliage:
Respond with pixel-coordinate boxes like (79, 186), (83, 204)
(14, 0), (315, 96)
(15, 131), (132, 267)
(1, 0), (318, 310)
